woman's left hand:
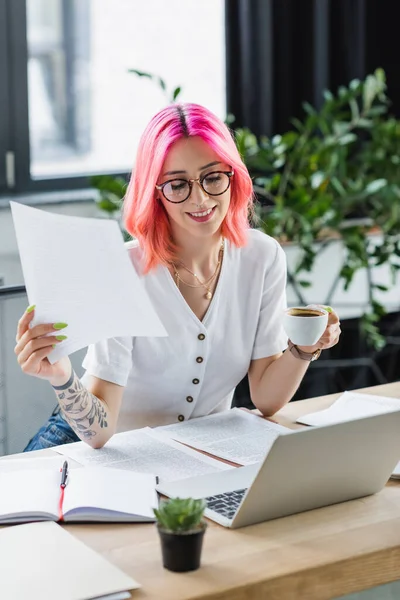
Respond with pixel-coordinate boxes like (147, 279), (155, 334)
(298, 306), (341, 353)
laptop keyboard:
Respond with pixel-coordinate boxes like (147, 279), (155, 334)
(205, 488), (248, 520)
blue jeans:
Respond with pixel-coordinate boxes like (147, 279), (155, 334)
(24, 406), (80, 452)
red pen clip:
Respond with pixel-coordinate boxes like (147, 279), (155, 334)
(58, 461), (68, 521)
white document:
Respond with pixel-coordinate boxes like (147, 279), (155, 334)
(10, 201), (167, 363)
(297, 391), (400, 426)
(55, 427), (233, 483)
(0, 521), (139, 600)
(153, 408), (291, 465)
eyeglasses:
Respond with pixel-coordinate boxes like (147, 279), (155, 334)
(156, 170), (234, 204)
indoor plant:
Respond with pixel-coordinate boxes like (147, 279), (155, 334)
(154, 497), (207, 572)
(239, 68), (400, 349)
(91, 68), (400, 349)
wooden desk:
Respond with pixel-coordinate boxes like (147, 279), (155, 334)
(8, 382), (400, 599)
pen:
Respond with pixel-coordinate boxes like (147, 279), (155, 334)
(60, 460), (69, 488)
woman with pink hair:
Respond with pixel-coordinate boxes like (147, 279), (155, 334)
(15, 103), (341, 451)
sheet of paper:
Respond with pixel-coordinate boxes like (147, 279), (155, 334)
(54, 427), (233, 483)
(297, 391), (400, 426)
(153, 408), (291, 465)
(0, 521), (139, 600)
(10, 201), (167, 363)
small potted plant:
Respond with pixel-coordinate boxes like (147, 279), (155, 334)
(154, 497), (207, 572)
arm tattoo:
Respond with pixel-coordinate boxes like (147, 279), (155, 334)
(52, 370), (108, 439)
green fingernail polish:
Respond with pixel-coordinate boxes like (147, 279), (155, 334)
(55, 335), (67, 341)
(53, 322), (68, 330)
(26, 305), (36, 313)
(324, 306), (333, 313)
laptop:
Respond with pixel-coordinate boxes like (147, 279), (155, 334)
(157, 409), (400, 528)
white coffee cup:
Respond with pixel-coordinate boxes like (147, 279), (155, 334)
(282, 306), (328, 346)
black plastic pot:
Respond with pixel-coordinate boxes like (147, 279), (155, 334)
(157, 522), (207, 572)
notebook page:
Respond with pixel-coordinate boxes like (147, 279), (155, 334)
(0, 521), (139, 600)
(297, 391), (400, 426)
(154, 408), (291, 465)
(0, 455), (80, 473)
(10, 201), (167, 364)
(63, 467), (157, 520)
(0, 469), (60, 522)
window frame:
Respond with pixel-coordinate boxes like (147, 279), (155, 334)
(0, 0), (130, 198)
(0, 0), (10, 192)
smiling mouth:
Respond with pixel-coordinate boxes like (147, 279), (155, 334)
(187, 206), (215, 217)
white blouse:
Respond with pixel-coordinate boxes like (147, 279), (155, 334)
(81, 228), (288, 432)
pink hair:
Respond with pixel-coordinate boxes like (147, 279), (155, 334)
(123, 103), (254, 273)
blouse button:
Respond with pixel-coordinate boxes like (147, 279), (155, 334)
(192, 378), (200, 385)
(196, 357), (203, 363)
(178, 414), (185, 422)
(186, 396), (194, 403)
(198, 333), (205, 340)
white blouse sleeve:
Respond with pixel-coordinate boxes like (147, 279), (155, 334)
(251, 241), (288, 360)
(81, 336), (133, 386)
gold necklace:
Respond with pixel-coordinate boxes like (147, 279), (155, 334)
(172, 240), (224, 300)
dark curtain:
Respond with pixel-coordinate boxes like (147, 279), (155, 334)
(225, 0), (400, 137)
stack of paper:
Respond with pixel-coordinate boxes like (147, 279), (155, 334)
(296, 391), (400, 426)
(0, 521), (139, 600)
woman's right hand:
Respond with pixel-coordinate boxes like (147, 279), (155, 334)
(14, 306), (71, 386)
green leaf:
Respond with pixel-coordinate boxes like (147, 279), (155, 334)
(349, 78), (361, 91)
(310, 171), (325, 190)
(302, 102), (316, 116)
(172, 86), (182, 101)
(128, 69), (153, 79)
(154, 497), (206, 532)
(373, 284), (389, 292)
(158, 77), (166, 91)
(96, 198), (120, 213)
(349, 98), (359, 121)
(365, 179), (387, 194)
(338, 133), (357, 145)
(356, 118), (373, 128)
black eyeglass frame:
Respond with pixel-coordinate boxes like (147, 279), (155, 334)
(155, 170), (234, 204)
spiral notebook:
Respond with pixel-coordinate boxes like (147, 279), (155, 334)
(0, 465), (157, 525)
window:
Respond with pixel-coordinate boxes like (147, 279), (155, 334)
(0, 0), (226, 193)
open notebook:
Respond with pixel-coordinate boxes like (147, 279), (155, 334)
(0, 465), (157, 525)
